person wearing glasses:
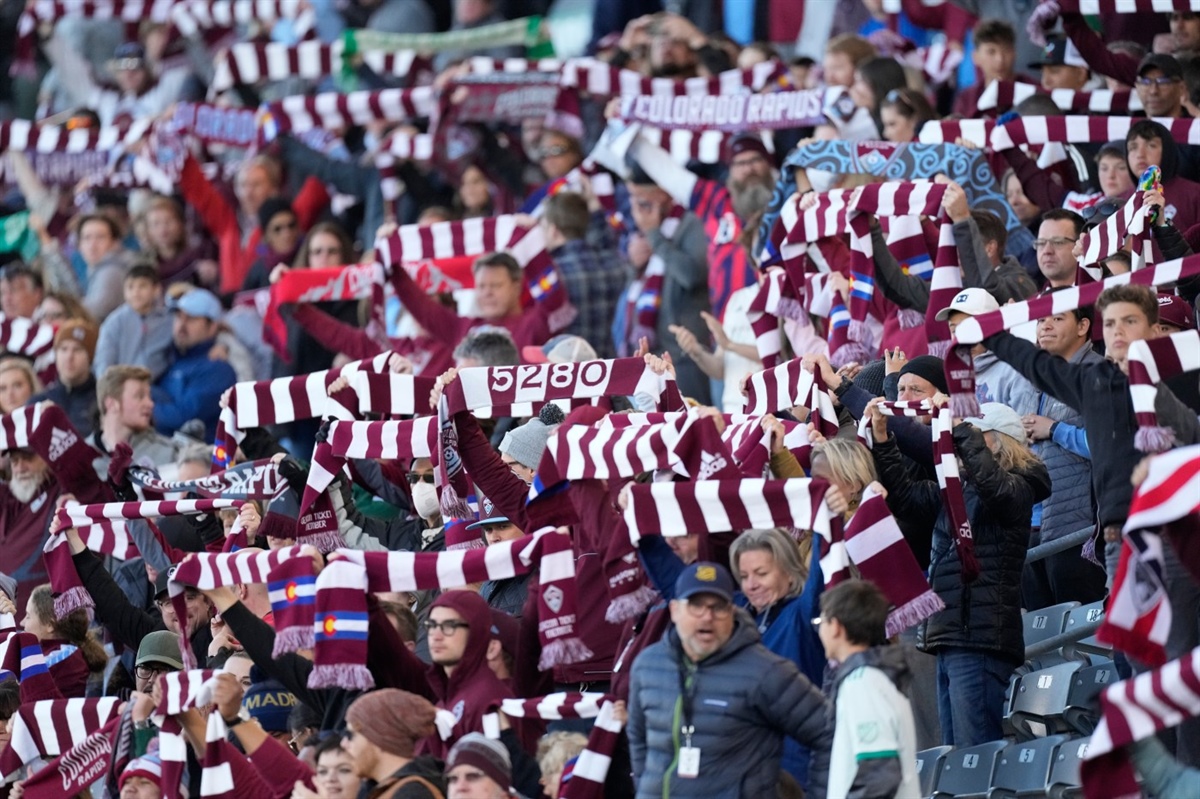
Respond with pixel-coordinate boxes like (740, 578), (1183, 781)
(627, 561), (832, 799)
(1133, 54), (1188, 119)
(132, 630), (183, 693)
(1034, 209), (1086, 289)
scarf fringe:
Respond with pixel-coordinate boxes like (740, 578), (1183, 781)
(896, 308), (925, 329)
(1082, 531), (1101, 567)
(885, 589), (944, 638)
(302, 530), (347, 554)
(604, 585), (659, 624)
(775, 297), (807, 322)
(307, 663), (376, 691)
(1135, 426), (1176, 454)
(927, 339), (951, 358)
(53, 586), (94, 618)
(949, 393), (980, 419)
(538, 637), (595, 671)
(829, 341), (873, 369)
(271, 626), (314, 657)
(439, 483), (473, 520)
(847, 318), (870, 343)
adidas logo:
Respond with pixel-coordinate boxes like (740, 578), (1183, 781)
(696, 450), (729, 481)
(48, 427), (78, 462)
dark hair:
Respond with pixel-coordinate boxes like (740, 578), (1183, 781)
(125, 263), (161, 285)
(971, 209), (1008, 252)
(1103, 251), (1133, 277)
(856, 57), (909, 121)
(1108, 40), (1146, 60)
(295, 221), (354, 268)
(879, 87), (936, 132)
(0, 679), (18, 721)
(819, 579), (889, 647)
(0, 263), (43, 291)
(1040, 285), (1093, 327)
(625, 160), (656, 187)
(312, 732), (349, 761)
(288, 702), (322, 737)
(472, 252), (522, 281)
(377, 600), (418, 644)
(973, 18), (1016, 47)
(1039, 208), (1086, 239)
(789, 55), (816, 69)
(73, 213), (121, 241)
(542, 192), (590, 241)
(29, 584), (108, 673)
(1126, 119), (1178, 181)
(1097, 283), (1158, 325)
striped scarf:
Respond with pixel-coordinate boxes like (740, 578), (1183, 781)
(481, 693), (622, 799)
(152, 669), (218, 799)
(305, 417), (436, 514)
(619, 89), (826, 132)
(258, 86), (436, 143)
(0, 632), (60, 702)
(1126, 330), (1200, 452)
(1098, 445), (1200, 667)
(305, 530), (584, 685)
(168, 547), (306, 669)
(924, 212), (964, 360)
(0, 697), (121, 782)
(741, 360), (841, 439)
(976, 80), (1139, 114)
(819, 486), (944, 637)
(621, 478), (833, 544)
(988, 116), (1200, 154)
(948, 255), (1200, 418)
(1082, 644), (1200, 799)
(1058, 0), (1200, 12)
(560, 57), (787, 98)
(0, 314), (55, 380)
(211, 41), (429, 91)
(125, 458), (286, 501)
(857, 401), (980, 582)
(261, 262), (387, 362)
(746, 267), (805, 368)
(626, 205), (685, 351)
(1077, 189), (1159, 275)
(18, 716), (119, 799)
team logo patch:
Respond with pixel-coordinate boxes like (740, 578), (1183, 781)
(544, 585), (564, 613)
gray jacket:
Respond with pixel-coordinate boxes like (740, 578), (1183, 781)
(648, 211), (712, 403)
(973, 350), (1039, 415)
(93, 303), (173, 381)
(628, 611), (833, 799)
(954, 218), (1039, 306)
(1031, 343), (1102, 542)
(83, 250), (135, 322)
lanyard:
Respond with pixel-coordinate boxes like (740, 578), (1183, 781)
(678, 660), (697, 746)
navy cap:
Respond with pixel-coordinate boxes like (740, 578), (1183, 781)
(465, 496), (510, 532)
(674, 562), (735, 603)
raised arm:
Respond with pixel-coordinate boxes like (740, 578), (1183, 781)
(628, 137), (699, 207)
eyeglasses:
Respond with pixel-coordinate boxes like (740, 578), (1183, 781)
(155, 589), (201, 609)
(540, 145), (571, 159)
(269, 220), (297, 233)
(134, 664), (171, 681)
(684, 597), (733, 618)
(424, 619), (470, 635)
(407, 472), (435, 485)
(1136, 76), (1181, 87)
(1080, 200), (1120, 220)
(1033, 236), (1077, 250)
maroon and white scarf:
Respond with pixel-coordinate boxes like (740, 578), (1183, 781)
(619, 90), (825, 132)
(1082, 644), (1200, 799)
(0, 698), (121, 783)
(0, 118), (145, 156)
(125, 458), (286, 501)
(0, 314), (55, 379)
(1126, 330), (1200, 452)
(1077, 189), (1158, 274)
(305, 529), (585, 685)
(305, 416), (438, 513)
(210, 41), (429, 91)
(746, 267), (805, 368)
(741, 359), (842, 436)
(948, 255), (1200, 417)
(169, 0), (316, 39)
(621, 478), (833, 544)
(259, 86), (436, 142)
(1098, 445), (1200, 666)
(152, 669), (218, 799)
(976, 80), (1140, 114)
(857, 401), (980, 582)
(1056, 0), (1200, 13)
(0, 631), (60, 701)
(559, 57), (787, 98)
(924, 213), (964, 361)
(986, 116), (1200, 154)
(17, 716), (119, 799)
(622, 204), (684, 351)
(819, 486), (943, 636)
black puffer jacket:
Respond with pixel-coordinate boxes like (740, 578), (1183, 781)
(873, 424), (1051, 665)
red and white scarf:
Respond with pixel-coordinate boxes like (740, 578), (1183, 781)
(0, 697), (121, 782)
(820, 486), (943, 636)
(622, 204), (684, 351)
(1057, 0), (1200, 13)
(560, 57), (787, 97)
(1082, 644), (1200, 799)
(210, 41), (428, 91)
(0, 314), (55, 379)
(152, 669), (218, 799)
(304, 416), (437, 513)
(261, 262), (387, 361)
(746, 267), (805, 368)
(620, 90), (825, 132)
(622, 478), (833, 544)
(1125, 330), (1200, 452)
(976, 80), (1140, 114)
(1077, 189), (1158, 273)
(259, 86), (435, 141)
(857, 401), (980, 582)
(741, 359), (842, 434)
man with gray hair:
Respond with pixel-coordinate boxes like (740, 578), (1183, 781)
(453, 327), (520, 369)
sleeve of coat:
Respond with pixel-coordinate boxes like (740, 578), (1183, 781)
(871, 436), (941, 533)
(754, 658), (833, 799)
(869, 223), (929, 311)
(71, 550), (160, 650)
(626, 655), (648, 776)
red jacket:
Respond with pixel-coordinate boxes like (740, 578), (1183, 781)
(180, 156), (330, 294)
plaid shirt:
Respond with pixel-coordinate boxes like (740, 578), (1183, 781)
(548, 213), (627, 358)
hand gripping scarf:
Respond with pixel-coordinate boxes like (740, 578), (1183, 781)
(17, 716), (120, 799)
(818, 485), (943, 636)
(1098, 445), (1200, 667)
(741, 359), (844, 434)
(0, 632), (60, 702)
(152, 668), (219, 799)
(1126, 330), (1200, 452)
(948, 255), (1200, 420)
(261, 262), (388, 362)
(856, 401), (980, 582)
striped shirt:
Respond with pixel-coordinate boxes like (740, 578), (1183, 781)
(690, 178), (758, 318)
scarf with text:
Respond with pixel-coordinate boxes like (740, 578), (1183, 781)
(560, 58), (787, 98)
(17, 716), (119, 799)
(262, 262), (387, 361)
(305, 530), (583, 686)
(0, 697), (121, 783)
(1126, 330), (1200, 452)
(619, 90), (825, 132)
(948, 255), (1200, 419)
(1082, 644), (1200, 799)
(819, 486), (943, 637)
(857, 401), (980, 582)
(1098, 445), (1200, 666)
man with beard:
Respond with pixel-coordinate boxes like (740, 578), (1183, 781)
(0, 447), (55, 610)
(629, 132), (776, 319)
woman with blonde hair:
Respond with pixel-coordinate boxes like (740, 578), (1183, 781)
(22, 584), (109, 697)
(536, 731), (588, 799)
(0, 358), (42, 414)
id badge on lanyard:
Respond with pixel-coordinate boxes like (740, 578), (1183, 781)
(677, 665), (701, 778)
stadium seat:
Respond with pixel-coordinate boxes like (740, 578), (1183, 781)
(1047, 736), (1090, 799)
(1061, 601), (1110, 661)
(1022, 602), (1080, 649)
(987, 734), (1071, 798)
(1006, 661), (1082, 740)
(932, 740), (1008, 799)
(916, 745), (953, 797)
(1064, 660), (1119, 735)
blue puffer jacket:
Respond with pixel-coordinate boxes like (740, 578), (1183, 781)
(627, 612), (833, 799)
(152, 339), (238, 440)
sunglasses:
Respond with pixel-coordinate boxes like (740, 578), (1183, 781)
(407, 472), (435, 485)
(1080, 199), (1121, 220)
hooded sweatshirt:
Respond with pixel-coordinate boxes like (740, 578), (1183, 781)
(1128, 121), (1200, 234)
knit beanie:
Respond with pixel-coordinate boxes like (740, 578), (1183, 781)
(853, 359), (886, 398)
(119, 753), (162, 789)
(898, 355), (949, 395)
(499, 404), (565, 470)
(259, 490), (299, 540)
(344, 689), (438, 758)
(257, 197), (294, 231)
(242, 667), (297, 733)
(54, 318), (98, 361)
(445, 732), (512, 790)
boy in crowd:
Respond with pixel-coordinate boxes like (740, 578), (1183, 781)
(93, 263), (172, 380)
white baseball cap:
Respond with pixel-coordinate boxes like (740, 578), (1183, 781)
(934, 287), (1000, 322)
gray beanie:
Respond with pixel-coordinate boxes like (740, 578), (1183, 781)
(498, 404), (565, 470)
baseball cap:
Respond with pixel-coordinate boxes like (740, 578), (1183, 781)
(54, 318), (98, 360)
(169, 288), (223, 321)
(109, 42), (146, 71)
(135, 630), (184, 671)
(521, 335), (598, 364)
(465, 496), (510, 532)
(674, 562), (736, 603)
(1157, 293), (1196, 331)
(1138, 53), (1184, 81)
(728, 133), (770, 162)
(965, 402), (1025, 442)
(935, 288), (1000, 322)
(1030, 37), (1088, 69)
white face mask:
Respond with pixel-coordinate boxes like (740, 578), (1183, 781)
(412, 481), (440, 520)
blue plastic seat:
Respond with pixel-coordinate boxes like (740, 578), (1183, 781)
(1007, 661), (1082, 740)
(916, 745), (954, 797)
(933, 740), (1008, 799)
(987, 734), (1071, 798)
